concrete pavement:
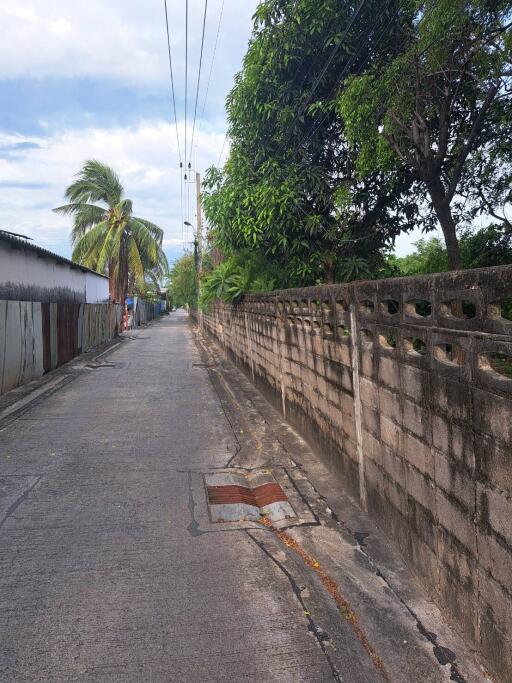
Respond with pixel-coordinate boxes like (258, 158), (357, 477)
(0, 312), (489, 681)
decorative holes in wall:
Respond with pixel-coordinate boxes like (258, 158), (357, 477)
(322, 299), (333, 315)
(336, 300), (347, 315)
(379, 333), (397, 350)
(405, 299), (432, 318)
(440, 299), (477, 319)
(381, 299), (400, 315)
(323, 323), (334, 337)
(479, 352), (512, 380)
(287, 316), (295, 325)
(360, 328), (373, 346)
(434, 343), (466, 366)
(303, 319), (312, 329)
(489, 297), (512, 322)
(337, 324), (350, 339)
(312, 320), (321, 331)
(359, 299), (374, 314)
(404, 337), (427, 356)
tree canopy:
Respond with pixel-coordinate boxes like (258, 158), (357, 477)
(203, 0), (511, 293)
(340, 0), (512, 269)
(54, 160), (168, 303)
(203, 0), (420, 285)
(166, 253), (197, 310)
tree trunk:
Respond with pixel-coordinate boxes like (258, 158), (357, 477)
(427, 178), (462, 270)
(108, 244), (129, 304)
(114, 239), (129, 305)
(108, 258), (116, 301)
(324, 256), (336, 284)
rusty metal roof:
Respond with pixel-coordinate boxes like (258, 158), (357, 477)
(0, 229), (109, 279)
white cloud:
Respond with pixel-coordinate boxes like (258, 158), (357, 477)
(0, 0), (258, 94)
(0, 121), (225, 259)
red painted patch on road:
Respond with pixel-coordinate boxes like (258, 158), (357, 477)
(207, 482), (288, 508)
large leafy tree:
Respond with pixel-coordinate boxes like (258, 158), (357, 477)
(340, 0), (512, 269)
(203, 0), (419, 284)
(166, 253), (197, 309)
(54, 161), (168, 302)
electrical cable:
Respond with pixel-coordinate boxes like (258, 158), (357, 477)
(284, 0), (368, 142)
(163, 0), (182, 165)
(189, 0), (209, 166)
(184, 0), (189, 185)
(295, 0), (400, 152)
(291, 0), (454, 158)
(192, 0), (225, 164)
(217, 134), (228, 167)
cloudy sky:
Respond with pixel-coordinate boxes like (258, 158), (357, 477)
(0, 0), (260, 266)
(0, 0), (428, 267)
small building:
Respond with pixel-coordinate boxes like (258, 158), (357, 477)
(0, 230), (109, 303)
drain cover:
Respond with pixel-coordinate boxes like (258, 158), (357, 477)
(205, 470), (295, 523)
(85, 362), (117, 369)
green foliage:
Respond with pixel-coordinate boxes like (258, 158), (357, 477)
(391, 238), (449, 276)
(166, 253), (197, 309)
(203, 0), (419, 285)
(339, 0), (512, 268)
(54, 160), (168, 302)
(337, 256), (373, 283)
(392, 225), (512, 276)
(199, 252), (285, 309)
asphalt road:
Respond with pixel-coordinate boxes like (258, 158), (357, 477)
(0, 312), (385, 682)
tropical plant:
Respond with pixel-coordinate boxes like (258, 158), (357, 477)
(54, 160), (168, 302)
(199, 252), (284, 309)
(337, 256), (373, 283)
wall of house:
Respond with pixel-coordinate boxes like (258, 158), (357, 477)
(0, 300), (122, 395)
(85, 271), (110, 303)
(202, 265), (512, 682)
(0, 242), (109, 303)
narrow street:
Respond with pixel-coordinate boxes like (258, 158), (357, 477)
(0, 313), (487, 682)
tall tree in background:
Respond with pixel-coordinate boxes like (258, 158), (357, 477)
(340, 0), (512, 269)
(204, 0), (419, 284)
(166, 253), (197, 310)
(54, 161), (168, 302)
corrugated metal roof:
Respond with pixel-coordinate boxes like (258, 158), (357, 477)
(0, 230), (109, 279)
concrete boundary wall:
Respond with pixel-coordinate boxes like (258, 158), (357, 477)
(0, 300), (123, 395)
(202, 265), (512, 682)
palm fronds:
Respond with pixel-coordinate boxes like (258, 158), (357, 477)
(55, 161), (167, 302)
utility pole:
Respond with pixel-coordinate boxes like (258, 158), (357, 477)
(195, 171), (203, 330)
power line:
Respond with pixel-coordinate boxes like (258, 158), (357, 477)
(189, 0), (209, 166)
(296, 0), (399, 152)
(163, 0), (182, 165)
(217, 134), (228, 167)
(296, 0), (446, 154)
(268, 0), (371, 165)
(193, 0), (225, 162)
(285, 0), (368, 141)
(184, 0), (189, 182)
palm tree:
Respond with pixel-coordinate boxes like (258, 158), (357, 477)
(54, 160), (168, 303)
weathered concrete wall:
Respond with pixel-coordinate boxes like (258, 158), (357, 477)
(0, 241), (109, 303)
(202, 265), (512, 682)
(0, 300), (122, 395)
